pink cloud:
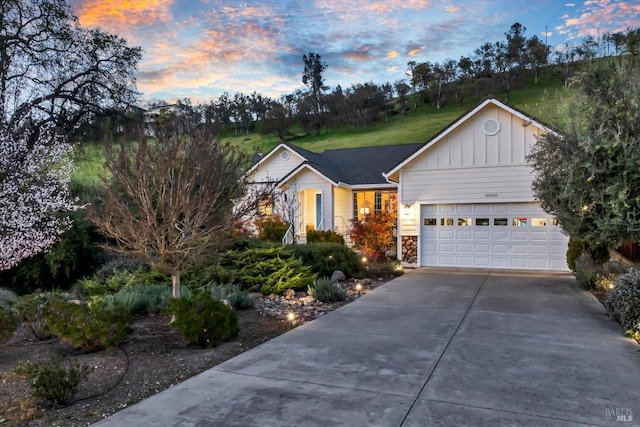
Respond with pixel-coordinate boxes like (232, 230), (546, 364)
(75, 0), (173, 31)
(562, 0), (640, 38)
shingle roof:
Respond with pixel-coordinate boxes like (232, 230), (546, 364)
(283, 142), (424, 186)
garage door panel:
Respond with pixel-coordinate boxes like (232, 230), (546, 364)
(457, 230), (473, 239)
(440, 205), (455, 214)
(511, 231), (529, 240)
(423, 229), (437, 239)
(457, 243), (473, 253)
(511, 244), (528, 254)
(492, 205), (510, 214)
(492, 230), (510, 240)
(492, 244), (509, 254)
(511, 258), (529, 268)
(474, 257), (490, 267)
(474, 244), (490, 253)
(474, 230), (490, 239)
(530, 258), (550, 268)
(440, 230), (455, 239)
(474, 205), (491, 214)
(438, 256), (455, 265)
(492, 258), (510, 268)
(419, 203), (569, 271)
(456, 256), (472, 266)
(530, 231), (548, 241)
(530, 244), (548, 255)
(440, 243), (455, 253)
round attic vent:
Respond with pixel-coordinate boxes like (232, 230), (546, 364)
(483, 119), (501, 136)
(281, 151), (290, 161)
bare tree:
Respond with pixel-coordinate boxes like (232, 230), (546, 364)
(273, 186), (299, 242)
(90, 122), (270, 298)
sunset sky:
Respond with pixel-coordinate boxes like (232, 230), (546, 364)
(69, 0), (640, 103)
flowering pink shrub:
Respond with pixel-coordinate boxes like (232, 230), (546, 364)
(0, 126), (81, 270)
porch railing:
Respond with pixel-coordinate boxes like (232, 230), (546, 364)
(334, 215), (352, 246)
(281, 224), (294, 245)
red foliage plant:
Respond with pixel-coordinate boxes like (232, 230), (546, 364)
(349, 211), (396, 263)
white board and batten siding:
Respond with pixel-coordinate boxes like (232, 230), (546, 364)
(400, 103), (542, 206)
(250, 146), (305, 183)
(333, 187), (353, 236)
(398, 101), (569, 271)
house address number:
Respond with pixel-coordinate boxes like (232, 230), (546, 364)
(484, 193), (499, 198)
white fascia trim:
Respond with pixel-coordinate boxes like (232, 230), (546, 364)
(385, 99), (553, 178)
(338, 183), (398, 190)
(382, 171), (399, 184)
(244, 143), (303, 177)
(279, 163), (339, 188)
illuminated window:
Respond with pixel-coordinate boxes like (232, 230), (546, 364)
(441, 218), (454, 226)
(258, 195), (274, 217)
(531, 218), (547, 227)
(424, 218), (437, 226)
(353, 191), (397, 220)
(512, 217), (528, 227)
(458, 218), (472, 226)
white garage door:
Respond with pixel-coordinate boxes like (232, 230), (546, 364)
(420, 203), (568, 270)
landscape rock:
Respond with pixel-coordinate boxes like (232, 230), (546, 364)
(284, 288), (296, 300)
(254, 278), (387, 325)
(249, 292), (263, 300)
(330, 270), (346, 283)
(300, 296), (316, 306)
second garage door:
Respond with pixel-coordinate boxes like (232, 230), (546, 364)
(420, 203), (568, 270)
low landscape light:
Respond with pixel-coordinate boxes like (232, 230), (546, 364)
(287, 312), (295, 326)
(355, 282), (363, 296)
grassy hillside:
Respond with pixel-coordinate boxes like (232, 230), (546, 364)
(74, 64), (573, 181)
(223, 65), (572, 155)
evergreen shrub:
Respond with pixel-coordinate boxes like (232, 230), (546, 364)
(0, 305), (15, 343)
(14, 292), (57, 340)
(47, 298), (132, 353)
(604, 268), (640, 340)
(216, 246), (316, 294)
(291, 242), (362, 278)
(306, 230), (345, 244)
(15, 357), (92, 405)
(164, 291), (239, 348)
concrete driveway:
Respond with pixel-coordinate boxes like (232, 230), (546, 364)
(94, 269), (640, 426)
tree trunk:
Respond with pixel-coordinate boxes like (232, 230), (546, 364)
(172, 271), (181, 298)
